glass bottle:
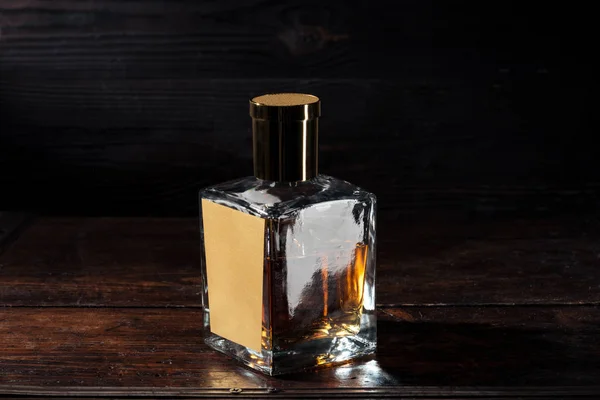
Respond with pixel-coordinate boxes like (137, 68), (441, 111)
(199, 93), (376, 375)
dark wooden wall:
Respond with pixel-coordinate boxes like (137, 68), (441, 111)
(0, 1), (594, 217)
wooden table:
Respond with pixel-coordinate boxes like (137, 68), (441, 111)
(1, 212), (599, 398)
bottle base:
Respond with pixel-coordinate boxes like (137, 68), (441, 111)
(205, 332), (376, 376)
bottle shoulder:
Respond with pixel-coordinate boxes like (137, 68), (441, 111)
(200, 175), (375, 219)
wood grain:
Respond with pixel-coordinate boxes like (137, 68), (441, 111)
(1, 74), (591, 214)
(0, 306), (598, 396)
(1, 216), (598, 307)
(2, 76), (592, 217)
(0, 218), (201, 307)
(0, 0), (593, 217)
(0, 1), (563, 79)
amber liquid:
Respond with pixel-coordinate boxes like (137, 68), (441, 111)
(268, 243), (369, 350)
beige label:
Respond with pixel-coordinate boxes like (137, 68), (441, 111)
(201, 199), (265, 352)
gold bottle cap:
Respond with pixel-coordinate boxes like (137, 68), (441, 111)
(249, 93), (320, 182)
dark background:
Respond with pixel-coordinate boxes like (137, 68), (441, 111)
(0, 0), (595, 217)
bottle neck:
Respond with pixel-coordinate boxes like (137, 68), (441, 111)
(252, 118), (318, 182)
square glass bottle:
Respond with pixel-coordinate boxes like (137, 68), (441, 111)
(199, 93), (376, 375)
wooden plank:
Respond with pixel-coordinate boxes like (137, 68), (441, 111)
(0, 1), (564, 80)
(0, 216), (599, 307)
(0, 390), (596, 400)
(0, 75), (593, 216)
(0, 218), (201, 307)
(0, 394), (595, 400)
(0, 0), (357, 79)
(0, 306), (598, 396)
(1, 85), (595, 218)
(378, 213), (600, 306)
(0, 0), (592, 218)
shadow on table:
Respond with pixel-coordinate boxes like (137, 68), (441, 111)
(277, 317), (598, 387)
